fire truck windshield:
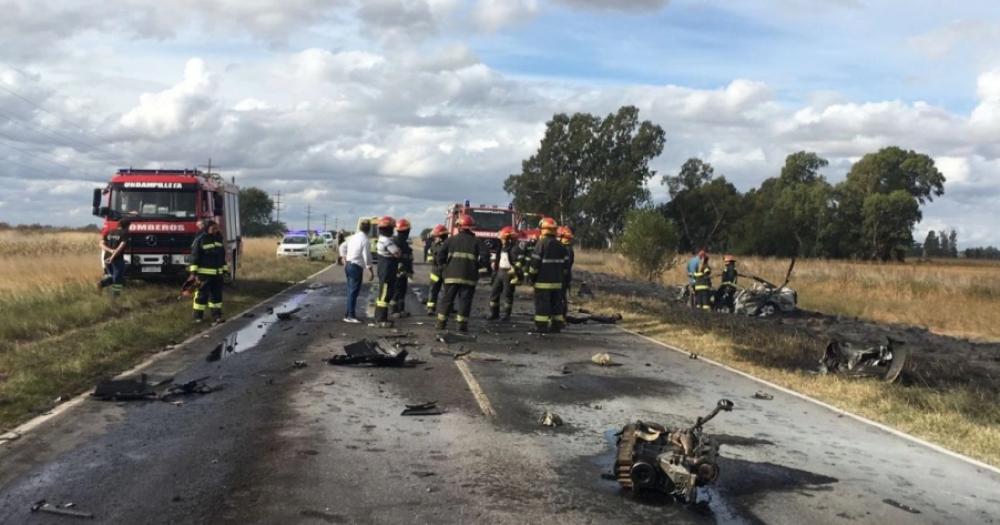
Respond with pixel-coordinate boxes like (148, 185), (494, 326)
(469, 209), (513, 231)
(111, 189), (197, 219)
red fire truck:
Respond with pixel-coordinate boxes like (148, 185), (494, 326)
(91, 168), (242, 280)
(445, 201), (518, 256)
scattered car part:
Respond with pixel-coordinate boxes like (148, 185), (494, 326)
(292, 360), (308, 369)
(613, 399), (734, 502)
(752, 391), (774, 400)
(591, 353), (614, 366)
(732, 259), (798, 317)
(275, 307), (301, 321)
(819, 338), (908, 382)
(401, 401), (443, 416)
(566, 312), (622, 325)
(92, 374), (168, 401)
(162, 377), (220, 399)
(30, 500), (95, 519)
(437, 332), (477, 344)
(329, 340), (409, 367)
(539, 411), (563, 427)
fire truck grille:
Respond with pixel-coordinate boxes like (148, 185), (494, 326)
(131, 233), (196, 252)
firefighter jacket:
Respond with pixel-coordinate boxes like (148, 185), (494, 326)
(436, 230), (481, 286)
(693, 260), (712, 291)
(428, 238), (446, 283)
(376, 235), (400, 278)
(393, 234), (414, 278)
(721, 264), (737, 287)
(189, 232), (227, 276)
(529, 235), (569, 290)
(562, 242), (575, 285)
(493, 240), (525, 284)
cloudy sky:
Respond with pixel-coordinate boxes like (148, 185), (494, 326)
(2, 0), (1000, 246)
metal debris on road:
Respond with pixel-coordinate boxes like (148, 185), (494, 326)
(436, 332), (477, 344)
(819, 338), (909, 382)
(161, 377), (221, 399)
(591, 353), (620, 366)
(689, 353), (698, 359)
(613, 399), (734, 503)
(275, 307), (301, 321)
(329, 339), (410, 367)
(567, 312), (622, 325)
(30, 500), (95, 519)
(401, 401), (443, 416)
(412, 471), (436, 478)
(883, 498), (921, 514)
(539, 411), (563, 427)
(293, 360), (309, 369)
(753, 391), (774, 400)
(92, 375), (220, 402)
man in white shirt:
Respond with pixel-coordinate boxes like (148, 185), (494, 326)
(339, 220), (375, 323)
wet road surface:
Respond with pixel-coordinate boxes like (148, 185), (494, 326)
(1, 265), (998, 524)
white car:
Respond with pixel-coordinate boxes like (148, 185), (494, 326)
(276, 234), (328, 260)
(319, 231), (336, 249)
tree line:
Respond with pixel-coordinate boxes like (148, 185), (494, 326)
(505, 106), (949, 261)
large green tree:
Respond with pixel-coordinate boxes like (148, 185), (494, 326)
(504, 106), (665, 248)
(239, 187), (285, 236)
(659, 158), (744, 252)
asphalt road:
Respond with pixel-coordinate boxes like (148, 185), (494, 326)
(1, 264), (998, 525)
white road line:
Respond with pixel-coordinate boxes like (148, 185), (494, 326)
(455, 358), (497, 418)
(619, 326), (1000, 477)
(1, 263), (336, 450)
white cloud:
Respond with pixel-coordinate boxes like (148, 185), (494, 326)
(117, 58), (218, 139)
(473, 0), (539, 32)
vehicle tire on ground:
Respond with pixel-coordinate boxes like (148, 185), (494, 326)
(758, 302), (778, 317)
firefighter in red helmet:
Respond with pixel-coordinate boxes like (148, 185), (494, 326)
(390, 218), (414, 317)
(374, 215), (401, 327)
(435, 214), (482, 332)
(425, 224), (448, 315)
(557, 225), (575, 320)
(529, 217), (569, 333)
(487, 226), (523, 321)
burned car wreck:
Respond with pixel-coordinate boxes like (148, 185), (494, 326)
(732, 278), (797, 317)
(613, 399), (733, 502)
(819, 338), (908, 382)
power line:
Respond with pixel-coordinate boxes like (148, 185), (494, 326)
(0, 136), (79, 173)
(0, 66), (122, 161)
(0, 106), (117, 162)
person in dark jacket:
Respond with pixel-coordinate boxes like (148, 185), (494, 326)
(714, 254), (739, 312)
(529, 217), (569, 333)
(557, 225), (575, 320)
(693, 252), (712, 311)
(190, 220), (228, 323)
(425, 224), (448, 315)
(435, 215), (482, 332)
(374, 216), (401, 327)
(487, 226), (522, 321)
(98, 219), (131, 300)
(391, 218), (414, 318)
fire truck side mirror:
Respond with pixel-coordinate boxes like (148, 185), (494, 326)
(92, 188), (102, 216)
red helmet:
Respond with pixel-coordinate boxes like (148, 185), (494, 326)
(539, 217), (557, 232)
(498, 226), (515, 240)
(396, 218), (411, 232)
(431, 224), (447, 237)
(458, 214), (475, 230)
(557, 225), (573, 241)
(378, 216), (395, 229)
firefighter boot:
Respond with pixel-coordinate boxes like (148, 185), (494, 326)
(435, 314), (447, 331)
(551, 319), (564, 334)
(501, 303), (512, 321)
(487, 302), (500, 321)
(192, 311), (204, 324)
(458, 321), (469, 333)
(534, 321), (549, 333)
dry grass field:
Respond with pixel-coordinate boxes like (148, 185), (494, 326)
(575, 250), (1000, 341)
(0, 232), (327, 430)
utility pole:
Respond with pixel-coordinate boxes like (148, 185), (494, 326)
(273, 191), (282, 225)
(334, 216), (339, 232)
(306, 204), (312, 234)
(323, 214), (327, 231)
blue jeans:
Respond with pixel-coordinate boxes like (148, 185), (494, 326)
(345, 263), (363, 318)
(100, 258), (126, 296)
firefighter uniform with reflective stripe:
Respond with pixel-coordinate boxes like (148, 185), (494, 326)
(560, 240), (574, 318)
(715, 261), (738, 311)
(435, 229), (481, 331)
(488, 239), (522, 320)
(189, 231), (228, 321)
(391, 232), (414, 315)
(426, 236), (447, 315)
(375, 234), (401, 324)
(694, 259), (712, 310)
(529, 234), (569, 332)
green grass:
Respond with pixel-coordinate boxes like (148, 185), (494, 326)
(0, 258), (325, 430)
